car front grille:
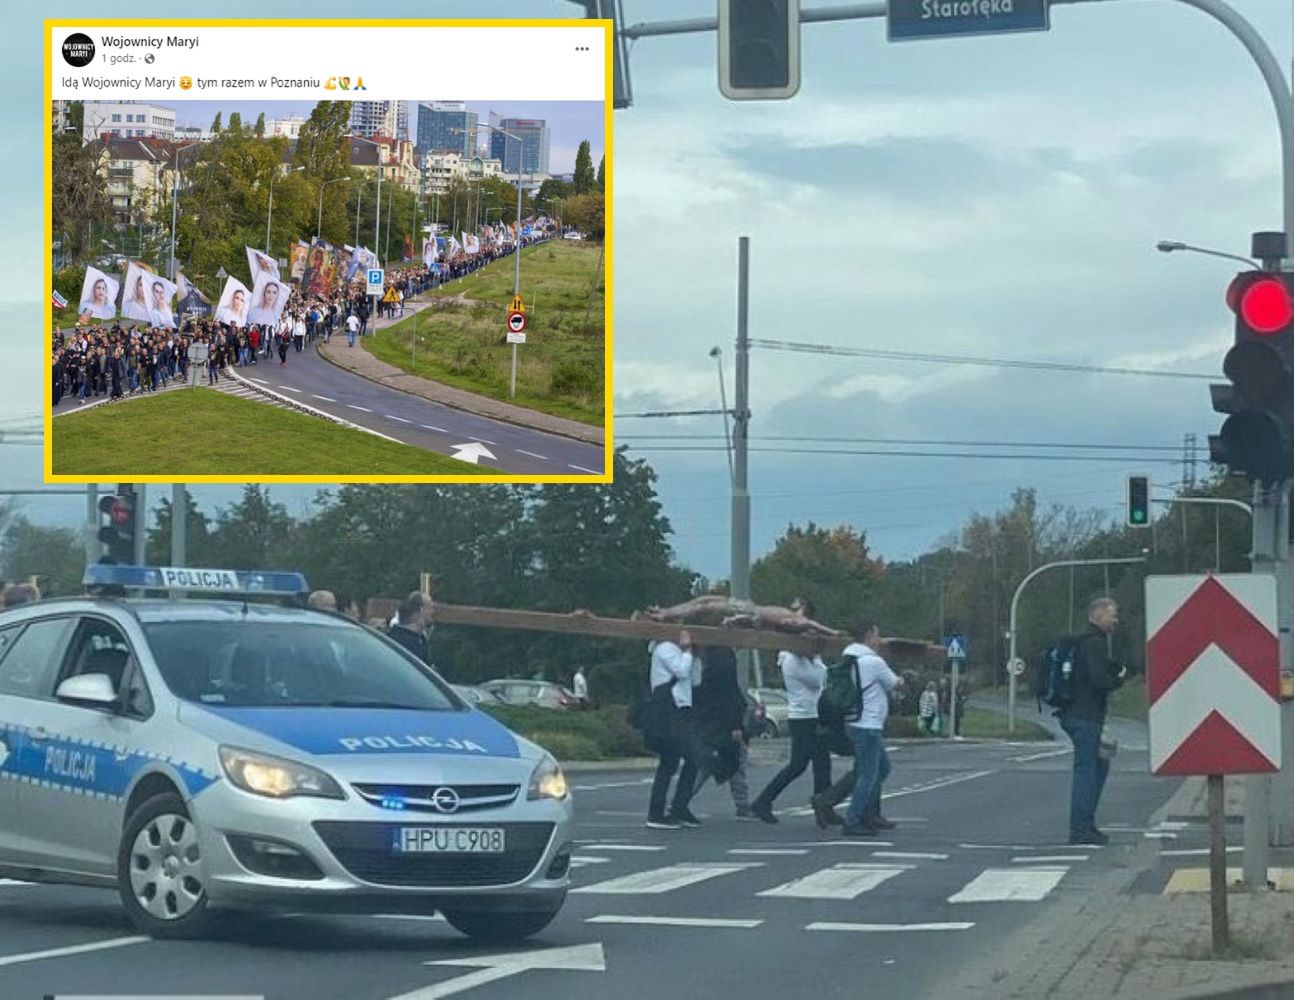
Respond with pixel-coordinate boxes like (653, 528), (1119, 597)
(312, 821), (555, 887)
(350, 782), (520, 815)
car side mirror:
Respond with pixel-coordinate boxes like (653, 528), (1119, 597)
(56, 673), (119, 709)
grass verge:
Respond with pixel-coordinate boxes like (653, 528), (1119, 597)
(480, 704), (644, 762)
(369, 241), (604, 426)
(1108, 677), (1148, 720)
(52, 387), (492, 476)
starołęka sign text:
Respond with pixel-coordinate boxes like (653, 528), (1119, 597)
(887, 0), (1050, 42)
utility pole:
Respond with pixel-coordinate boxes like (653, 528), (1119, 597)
(732, 236), (756, 687)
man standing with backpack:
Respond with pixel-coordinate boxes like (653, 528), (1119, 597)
(1058, 597), (1127, 845)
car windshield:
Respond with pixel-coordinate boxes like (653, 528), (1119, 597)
(142, 619), (459, 710)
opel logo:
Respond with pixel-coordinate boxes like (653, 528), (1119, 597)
(429, 786), (461, 814)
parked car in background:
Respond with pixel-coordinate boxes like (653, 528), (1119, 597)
(452, 684), (505, 707)
(748, 688), (790, 737)
(480, 679), (580, 711)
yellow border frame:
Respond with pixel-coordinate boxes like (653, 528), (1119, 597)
(44, 18), (613, 485)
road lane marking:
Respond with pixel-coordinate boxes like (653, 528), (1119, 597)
(0, 936), (149, 967)
(586, 915), (762, 929)
(516, 450), (550, 461)
(0, 879), (34, 886)
(476, 438), (497, 445)
(1144, 832), (1179, 840)
(420, 424), (447, 432)
(574, 863), (759, 895)
(1011, 855), (1089, 864)
(808, 922), (975, 933)
(883, 769), (997, 800)
(728, 849), (809, 856)
(279, 385), (303, 393)
(249, 377), (269, 384)
(311, 394), (336, 402)
(759, 863), (912, 900)
(949, 867), (1069, 903)
(1160, 847), (1241, 857)
(347, 404), (373, 412)
(372, 913), (447, 922)
(578, 844), (665, 852)
(570, 857), (613, 868)
(387, 415), (413, 423)
(873, 851), (948, 860)
(1008, 748), (1070, 762)
(570, 779), (654, 791)
(569, 464), (601, 474)
(780, 841), (894, 848)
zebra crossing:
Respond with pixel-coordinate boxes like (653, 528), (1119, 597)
(569, 840), (1095, 910)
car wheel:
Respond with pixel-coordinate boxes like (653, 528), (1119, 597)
(117, 792), (214, 939)
(442, 907), (562, 943)
(758, 720), (779, 739)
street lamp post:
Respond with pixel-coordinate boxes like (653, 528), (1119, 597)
(355, 184), (363, 248)
(266, 164), (304, 255)
(316, 175), (352, 242)
(1156, 240), (1259, 269)
(168, 143), (200, 282)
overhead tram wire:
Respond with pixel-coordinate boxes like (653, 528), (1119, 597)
(625, 444), (1184, 463)
(746, 339), (1216, 381)
(616, 433), (1189, 453)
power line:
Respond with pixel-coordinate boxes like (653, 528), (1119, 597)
(627, 444), (1184, 463)
(619, 433), (1191, 453)
(617, 408), (730, 418)
(747, 338), (1216, 380)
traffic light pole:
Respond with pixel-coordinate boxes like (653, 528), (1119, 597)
(732, 236), (757, 689)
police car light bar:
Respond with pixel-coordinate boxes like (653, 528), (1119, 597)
(83, 564), (309, 596)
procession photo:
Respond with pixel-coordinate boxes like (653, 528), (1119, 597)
(48, 97), (609, 479)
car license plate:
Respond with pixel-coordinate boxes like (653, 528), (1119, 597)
(393, 827), (506, 854)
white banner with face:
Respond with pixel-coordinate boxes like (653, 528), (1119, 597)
(78, 266), (119, 321)
(122, 263), (177, 328)
(248, 274), (290, 327)
(246, 246), (281, 283)
(422, 237), (438, 265)
(215, 276), (252, 328)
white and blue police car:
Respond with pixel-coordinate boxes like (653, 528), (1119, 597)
(0, 565), (574, 941)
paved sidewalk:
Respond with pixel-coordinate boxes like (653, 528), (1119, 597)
(943, 774), (1294, 1000)
(317, 294), (603, 446)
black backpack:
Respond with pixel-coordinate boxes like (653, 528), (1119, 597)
(819, 655), (874, 724)
(1033, 638), (1080, 712)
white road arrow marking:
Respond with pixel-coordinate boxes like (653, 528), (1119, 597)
(450, 442), (496, 464)
(1149, 644), (1281, 770)
(391, 942), (605, 999)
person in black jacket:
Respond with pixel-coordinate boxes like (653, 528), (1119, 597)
(1060, 597), (1127, 845)
(692, 646), (752, 819)
(387, 591), (432, 665)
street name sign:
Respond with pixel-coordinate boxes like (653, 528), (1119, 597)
(1146, 574), (1280, 775)
(888, 0), (1051, 42)
(366, 268), (384, 296)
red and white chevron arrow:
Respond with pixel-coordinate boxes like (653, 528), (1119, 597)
(1146, 574), (1281, 776)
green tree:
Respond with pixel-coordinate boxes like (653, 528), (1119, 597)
(51, 118), (113, 263)
(561, 192), (604, 240)
(206, 486), (295, 571)
(573, 140), (595, 195)
(596, 154), (605, 191)
(145, 489), (215, 566)
(0, 517), (84, 598)
(254, 112), (266, 138)
(751, 523), (884, 630)
(228, 112), (243, 134)
(294, 101), (353, 179)
(536, 178), (571, 207)
(210, 112), (222, 133)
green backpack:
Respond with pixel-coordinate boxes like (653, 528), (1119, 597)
(819, 654), (867, 723)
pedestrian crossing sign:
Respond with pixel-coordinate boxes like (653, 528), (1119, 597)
(945, 636), (967, 660)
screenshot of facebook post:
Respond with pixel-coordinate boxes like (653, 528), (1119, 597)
(47, 21), (610, 482)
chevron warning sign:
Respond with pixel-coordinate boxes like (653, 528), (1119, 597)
(1146, 574), (1281, 776)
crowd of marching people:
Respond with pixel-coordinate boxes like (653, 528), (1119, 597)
(52, 225), (559, 410)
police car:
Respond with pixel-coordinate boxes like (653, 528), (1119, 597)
(0, 566), (574, 942)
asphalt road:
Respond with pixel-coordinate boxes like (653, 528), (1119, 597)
(0, 734), (1178, 1000)
(244, 337), (604, 475)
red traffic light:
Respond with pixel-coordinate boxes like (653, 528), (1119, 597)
(1235, 276), (1294, 335)
(110, 501), (130, 527)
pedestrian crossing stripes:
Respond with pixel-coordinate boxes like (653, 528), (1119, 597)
(758, 863), (913, 900)
(948, 867), (1069, 903)
(573, 863), (761, 895)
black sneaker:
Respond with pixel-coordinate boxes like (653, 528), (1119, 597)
(669, 808), (702, 828)
(735, 808), (758, 821)
(870, 816), (897, 830)
(810, 794), (835, 830)
(1068, 830), (1109, 846)
(842, 823), (878, 838)
(751, 802), (779, 825)
(646, 815), (681, 830)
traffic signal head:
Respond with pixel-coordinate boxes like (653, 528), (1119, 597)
(719, 0), (801, 100)
(1126, 475), (1150, 527)
(1211, 271), (1294, 482)
(96, 492), (136, 564)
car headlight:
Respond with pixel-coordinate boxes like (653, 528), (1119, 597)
(219, 746), (345, 800)
(527, 754), (569, 801)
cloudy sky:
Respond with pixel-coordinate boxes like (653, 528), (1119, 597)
(12, 1), (1291, 581)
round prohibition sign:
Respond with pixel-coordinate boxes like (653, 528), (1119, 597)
(507, 311), (527, 333)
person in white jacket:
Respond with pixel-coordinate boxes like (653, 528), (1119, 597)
(750, 600), (832, 824)
(644, 630), (708, 830)
(840, 620), (902, 837)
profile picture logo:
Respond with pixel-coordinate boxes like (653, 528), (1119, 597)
(62, 32), (95, 68)
(179, 76), (192, 91)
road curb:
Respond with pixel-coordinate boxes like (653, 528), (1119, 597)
(225, 367), (405, 443)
